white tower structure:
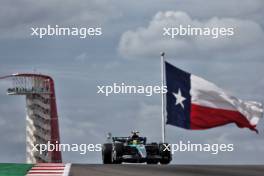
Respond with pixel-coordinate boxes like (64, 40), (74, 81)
(1, 73), (62, 163)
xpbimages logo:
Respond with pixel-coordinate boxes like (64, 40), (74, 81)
(97, 83), (167, 96)
(163, 25), (234, 39)
(32, 141), (102, 155)
(31, 25), (102, 38)
(162, 141), (234, 155)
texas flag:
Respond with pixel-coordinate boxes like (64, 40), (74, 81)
(165, 61), (263, 133)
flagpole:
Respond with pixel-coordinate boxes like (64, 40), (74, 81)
(161, 52), (166, 143)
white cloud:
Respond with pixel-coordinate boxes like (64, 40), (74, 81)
(118, 11), (264, 59)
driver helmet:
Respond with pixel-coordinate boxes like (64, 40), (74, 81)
(131, 131), (139, 139)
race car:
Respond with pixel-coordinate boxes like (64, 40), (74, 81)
(102, 131), (171, 164)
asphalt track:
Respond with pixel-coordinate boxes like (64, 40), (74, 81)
(69, 164), (264, 176)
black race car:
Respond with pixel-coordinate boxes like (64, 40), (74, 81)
(102, 131), (171, 164)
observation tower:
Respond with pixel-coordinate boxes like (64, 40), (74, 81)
(0, 73), (62, 163)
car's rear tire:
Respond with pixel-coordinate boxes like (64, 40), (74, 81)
(146, 160), (159, 164)
(159, 143), (171, 165)
(145, 143), (159, 164)
(160, 158), (170, 164)
(112, 143), (123, 164)
(146, 143), (159, 155)
(102, 143), (112, 164)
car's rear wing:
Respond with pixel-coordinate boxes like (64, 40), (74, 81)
(112, 137), (147, 143)
(112, 137), (129, 142)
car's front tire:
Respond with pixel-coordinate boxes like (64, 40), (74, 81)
(112, 143), (123, 164)
(102, 143), (112, 164)
(159, 143), (171, 165)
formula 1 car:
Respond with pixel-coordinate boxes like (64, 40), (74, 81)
(102, 131), (171, 164)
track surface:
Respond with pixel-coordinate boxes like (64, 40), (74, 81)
(69, 164), (264, 176)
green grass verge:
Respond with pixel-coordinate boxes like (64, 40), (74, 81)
(0, 163), (34, 176)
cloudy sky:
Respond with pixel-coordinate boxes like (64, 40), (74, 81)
(0, 0), (264, 164)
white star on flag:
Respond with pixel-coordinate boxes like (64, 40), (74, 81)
(173, 89), (186, 109)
